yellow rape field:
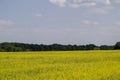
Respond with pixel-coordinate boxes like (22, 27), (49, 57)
(0, 50), (120, 80)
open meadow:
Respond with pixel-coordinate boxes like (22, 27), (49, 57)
(0, 50), (120, 80)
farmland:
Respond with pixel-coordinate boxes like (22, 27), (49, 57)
(0, 50), (120, 80)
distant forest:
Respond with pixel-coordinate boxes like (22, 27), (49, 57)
(0, 42), (120, 52)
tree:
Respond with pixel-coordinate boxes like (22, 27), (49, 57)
(100, 45), (114, 50)
(85, 44), (96, 50)
(114, 42), (120, 49)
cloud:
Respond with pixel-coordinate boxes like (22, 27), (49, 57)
(106, 0), (111, 5)
(35, 14), (43, 17)
(115, 0), (120, 3)
(49, 0), (66, 7)
(81, 20), (98, 25)
(69, 3), (80, 8)
(49, 0), (112, 8)
(0, 19), (14, 26)
(100, 0), (111, 5)
(115, 21), (120, 26)
(70, 2), (97, 8)
(90, 6), (114, 14)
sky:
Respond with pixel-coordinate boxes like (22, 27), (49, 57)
(0, 0), (120, 45)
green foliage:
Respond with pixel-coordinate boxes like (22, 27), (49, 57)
(0, 42), (86, 51)
(85, 44), (96, 50)
(100, 45), (114, 50)
(0, 42), (116, 52)
(0, 42), (23, 52)
(114, 41), (120, 49)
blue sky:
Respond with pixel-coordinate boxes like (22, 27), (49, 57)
(0, 0), (120, 45)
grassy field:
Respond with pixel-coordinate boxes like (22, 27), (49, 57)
(0, 50), (120, 80)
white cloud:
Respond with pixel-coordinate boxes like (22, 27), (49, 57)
(35, 14), (43, 17)
(49, 0), (113, 8)
(81, 20), (98, 25)
(80, 2), (96, 7)
(68, 2), (96, 8)
(99, 0), (111, 5)
(73, 0), (82, 3)
(106, 0), (111, 5)
(115, 0), (120, 3)
(0, 20), (14, 26)
(69, 3), (80, 8)
(90, 6), (114, 14)
(115, 22), (120, 26)
(49, 0), (66, 7)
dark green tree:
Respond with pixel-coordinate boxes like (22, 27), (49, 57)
(114, 42), (120, 49)
(100, 45), (114, 50)
(85, 44), (96, 50)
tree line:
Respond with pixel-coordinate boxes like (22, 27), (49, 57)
(0, 42), (120, 52)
